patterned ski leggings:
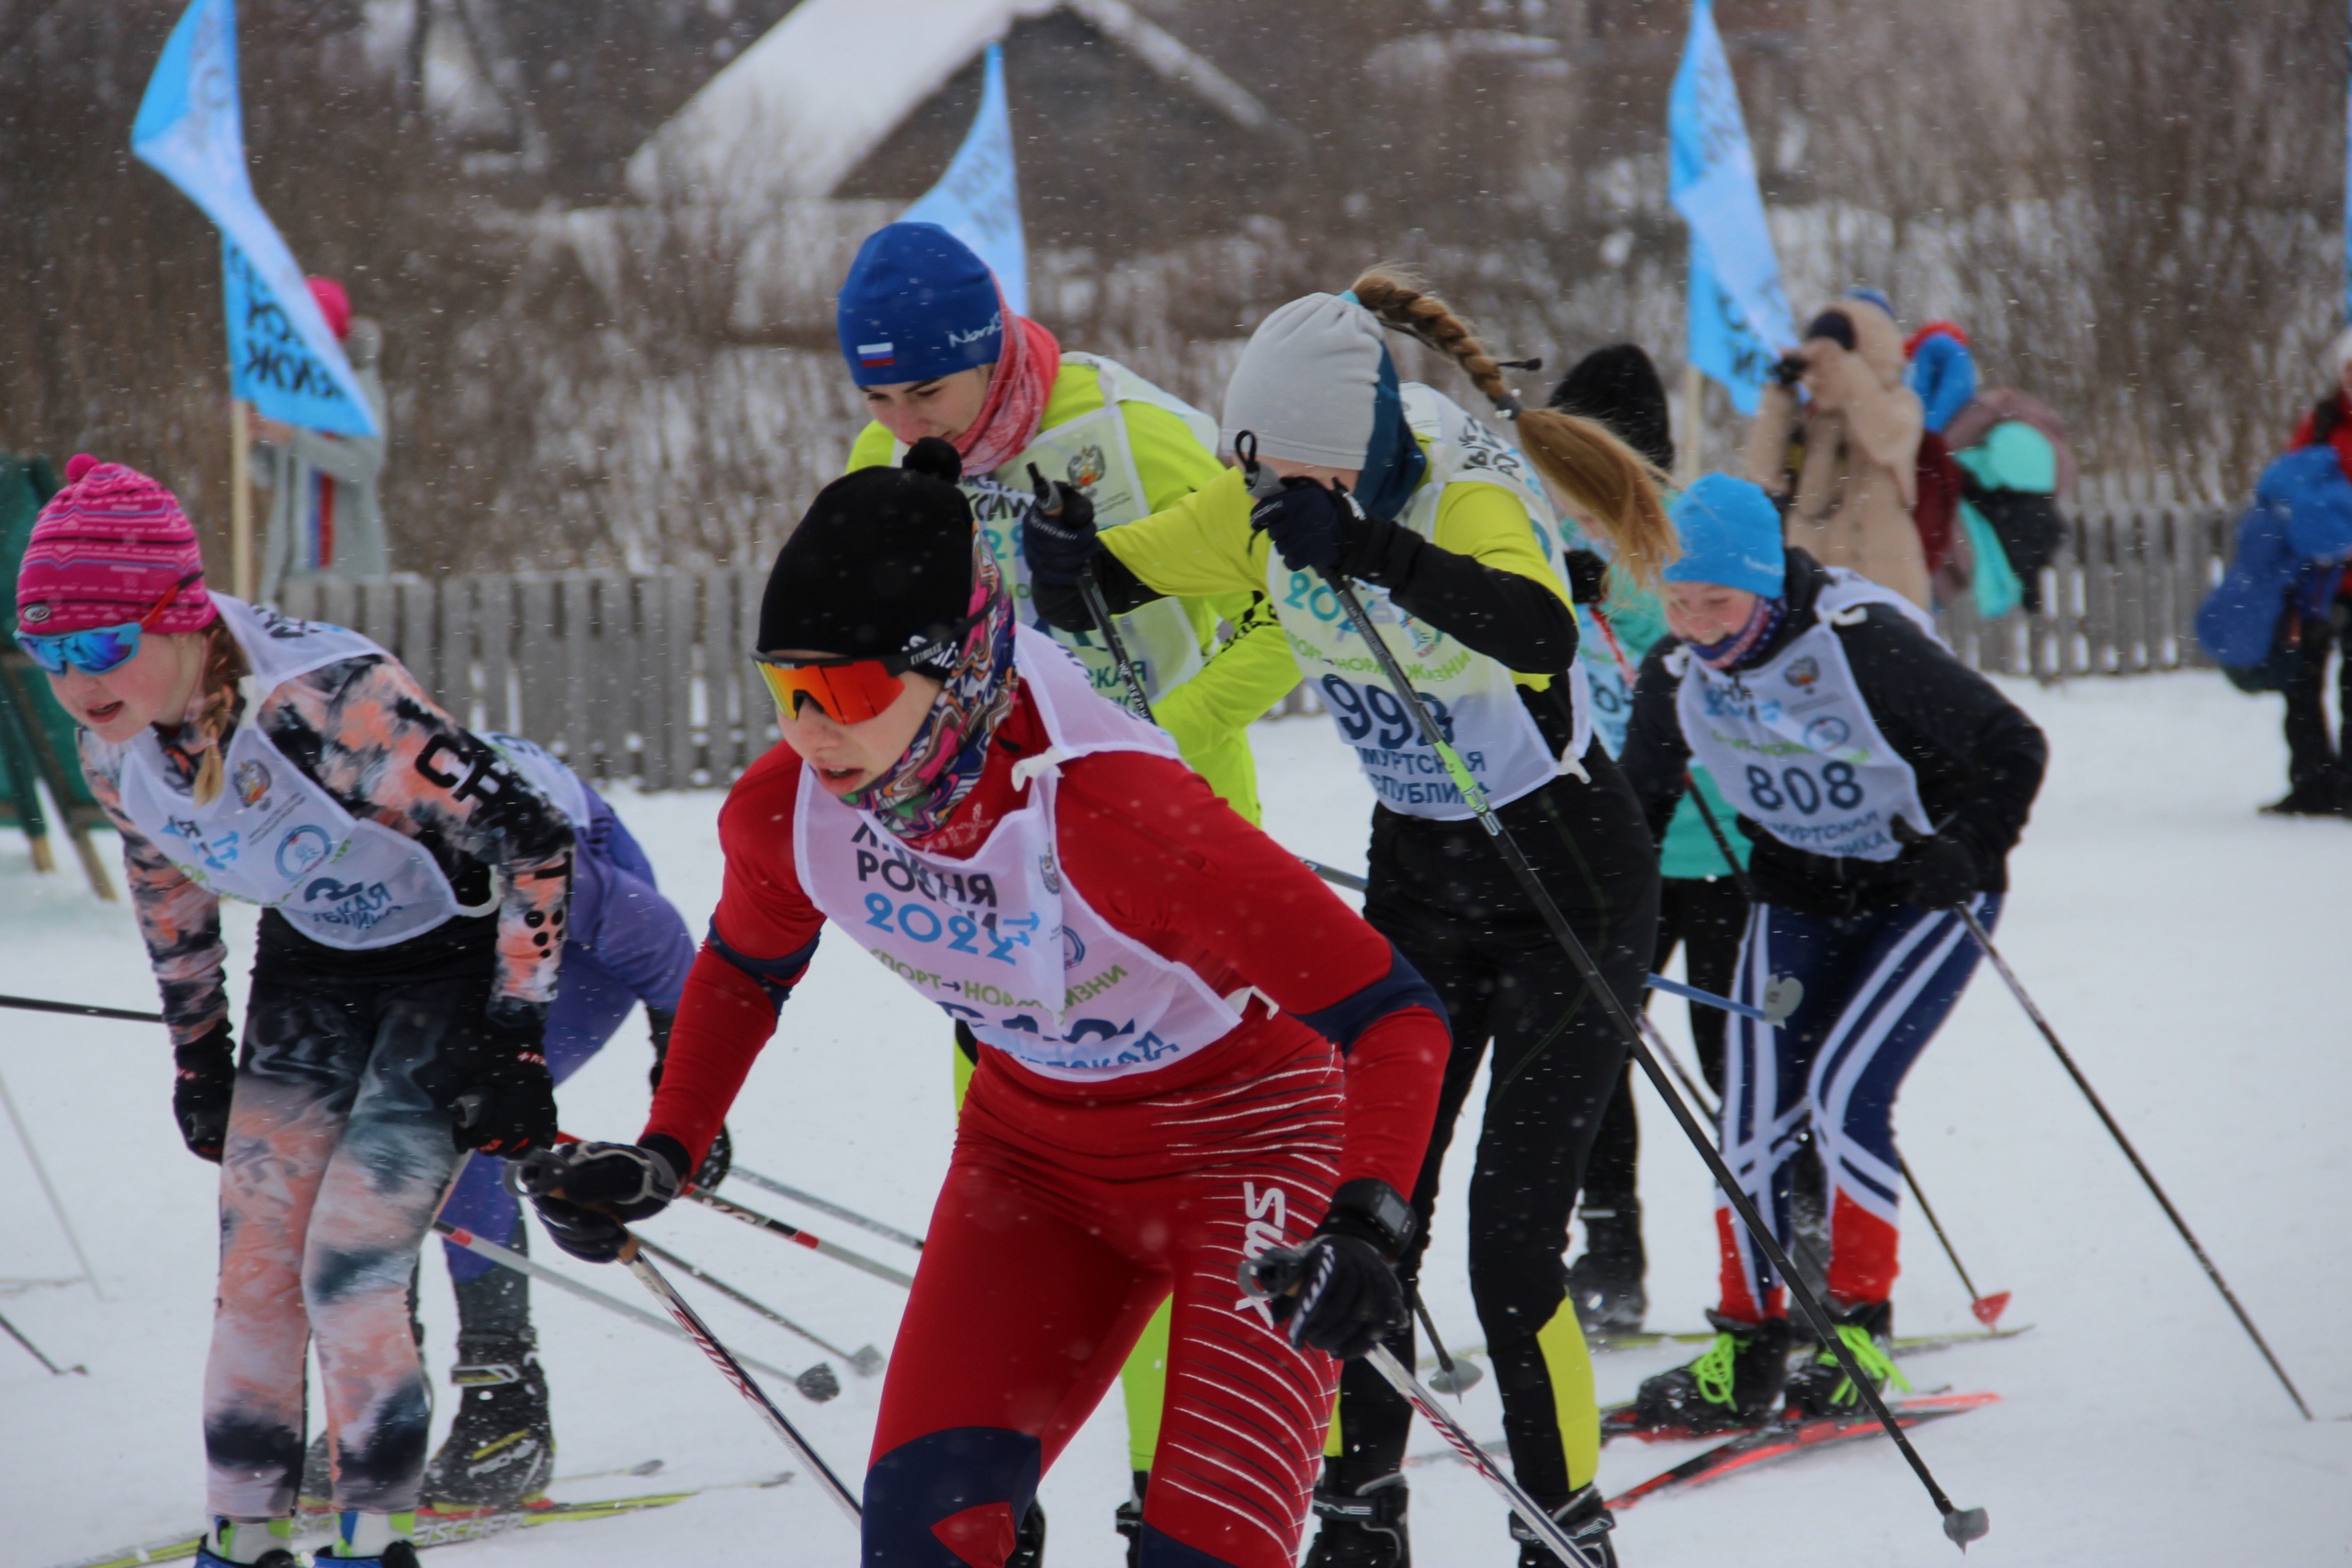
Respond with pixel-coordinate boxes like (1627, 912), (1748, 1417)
(865, 1038), (1345, 1568)
(203, 967), (479, 1519)
(1714, 895), (2000, 1319)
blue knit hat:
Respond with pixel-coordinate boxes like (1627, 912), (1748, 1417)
(836, 222), (1004, 387)
(1664, 474), (1786, 598)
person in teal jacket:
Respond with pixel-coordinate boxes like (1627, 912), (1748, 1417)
(1545, 347), (1751, 1336)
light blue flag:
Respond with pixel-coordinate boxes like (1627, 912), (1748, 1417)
(1668, 0), (1795, 415)
(131, 0), (377, 437)
(901, 42), (1029, 316)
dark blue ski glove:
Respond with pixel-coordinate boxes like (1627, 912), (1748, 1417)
(453, 1014), (558, 1156)
(1021, 464), (1102, 590)
(519, 1134), (687, 1263)
(1250, 477), (1367, 574)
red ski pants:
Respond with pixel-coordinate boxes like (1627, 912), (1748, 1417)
(865, 1038), (1344, 1568)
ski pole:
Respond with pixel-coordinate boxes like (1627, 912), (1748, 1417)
(0, 1066), (103, 1298)
(1244, 1251), (1596, 1566)
(630, 1232), (887, 1377)
(683, 1188), (917, 1290)
(1031, 463), (1154, 722)
(1949, 898), (2311, 1420)
(0, 1306), (85, 1375)
(1234, 447), (1987, 1548)
(615, 1233), (865, 1525)
(432, 1219), (840, 1403)
(1408, 1286), (1482, 1395)
(727, 1164), (926, 1252)
(0, 993), (162, 1023)
(1303, 856), (1773, 1023)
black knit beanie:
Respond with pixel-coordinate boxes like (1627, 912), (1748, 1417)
(758, 436), (976, 660)
(1548, 344), (1674, 472)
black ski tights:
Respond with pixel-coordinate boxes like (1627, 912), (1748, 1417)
(1580, 874), (1750, 1210)
(1332, 749), (1658, 1504)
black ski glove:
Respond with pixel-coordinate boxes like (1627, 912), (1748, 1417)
(454, 1014), (559, 1156)
(645, 1007), (678, 1091)
(1021, 466), (1102, 590)
(1892, 830), (1979, 910)
(1253, 478), (1371, 575)
(173, 1021), (236, 1164)
(1253, 1179), (1415, 1359)
(1563, 547), (1610, 606)
(1772, 353), (1808, 389)
(519, 1134), (689, 1264)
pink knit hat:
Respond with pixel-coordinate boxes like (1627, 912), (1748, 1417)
(16, 455), (217, 637)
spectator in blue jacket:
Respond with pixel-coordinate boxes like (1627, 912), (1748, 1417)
(2197, 331), (2352, 816)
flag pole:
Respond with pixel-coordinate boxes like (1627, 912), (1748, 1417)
(1677, 362), (1704, 488)
(229, 398), (254, 602)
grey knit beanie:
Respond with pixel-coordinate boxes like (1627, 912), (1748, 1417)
(1219, 292), (1390, 467)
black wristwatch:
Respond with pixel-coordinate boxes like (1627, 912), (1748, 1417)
(1322, 1178), (1418, 1261)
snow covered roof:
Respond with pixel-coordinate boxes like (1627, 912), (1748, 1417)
(628, 0), (1277, 209)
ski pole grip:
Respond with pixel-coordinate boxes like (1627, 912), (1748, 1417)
(1238, 1244), (1310, 1301)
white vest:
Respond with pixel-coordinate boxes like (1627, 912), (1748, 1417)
(1675, 572), (1938, 863)
(902, 354), (1216, 710)
(795, 626), (1247, 1083)
(1269, 384), (1593, 821)
(109, 597), (492, 948)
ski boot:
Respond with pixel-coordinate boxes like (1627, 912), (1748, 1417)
(1007, 1498), (1046, 1568)
(1626, 1311), (1792, 1437)
(2261, 770), (2349, 817)
(196, 1517), (299, 1568)
(1565, 1199), (1647, 1338)
(1303, 1471), (1409, 1568)
(1510, 1483), (1617, 1568)
(420, 1340), (553, 1510)
(1113, 1471), (1148, 1568)
(1782, 1299), (1909, 1421)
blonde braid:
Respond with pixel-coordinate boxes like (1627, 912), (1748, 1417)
(1348, 265), (1679, 586)
(187, 622), (248, 807)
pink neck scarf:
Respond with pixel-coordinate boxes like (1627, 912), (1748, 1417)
(952, 309), (1062, 478)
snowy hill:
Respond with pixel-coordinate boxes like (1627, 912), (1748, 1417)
(4, 671), (2346, 1566)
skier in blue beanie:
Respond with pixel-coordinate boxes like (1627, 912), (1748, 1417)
(1614, 476), (2045, 1437)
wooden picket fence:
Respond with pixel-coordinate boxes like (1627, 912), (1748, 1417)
(278, 504), (2236, 789)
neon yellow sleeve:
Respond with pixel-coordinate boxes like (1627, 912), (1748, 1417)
(1430, 480), (1570, 600)
(1149, 602), (1302, 826)
(1098, 465), (1265, 599)
(1123, 401), (1228, 513)
(846, 421), (895, 472)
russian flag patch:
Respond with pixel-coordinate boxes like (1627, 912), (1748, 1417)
(857, 342), (895, 367)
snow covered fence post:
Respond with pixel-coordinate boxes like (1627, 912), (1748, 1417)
(1239, 414), (1990, 1542)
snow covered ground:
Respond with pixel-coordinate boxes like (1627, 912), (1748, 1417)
(4, 670), (2348, 1567)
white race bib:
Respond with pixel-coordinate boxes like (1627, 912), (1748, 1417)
(797, 628), (1247, 1083)
(109, 597), (488, 947)
(1676, 573), (1934, 862)
(1268, 385), (1589, 819)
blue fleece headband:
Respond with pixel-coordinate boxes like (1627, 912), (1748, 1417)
(1356, 344), (1429, 520)
(1664, 474), (1786, 598)
(836, 222), (1004, 387)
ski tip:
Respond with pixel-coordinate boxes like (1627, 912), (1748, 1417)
(1943, 1505), (1990, 1549)
(1970, 1292), (2012, 1327)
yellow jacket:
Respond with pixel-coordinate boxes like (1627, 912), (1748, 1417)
(846, 357), (1300, 822)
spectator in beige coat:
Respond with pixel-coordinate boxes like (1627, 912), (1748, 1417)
(1743, 293), (1929, 608)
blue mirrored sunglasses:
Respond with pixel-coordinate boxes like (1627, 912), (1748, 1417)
(16, 571), (203, 675)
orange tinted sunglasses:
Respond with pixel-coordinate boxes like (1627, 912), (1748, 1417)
(753, 656), (909, 725)
(752, 611), (984, 724)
